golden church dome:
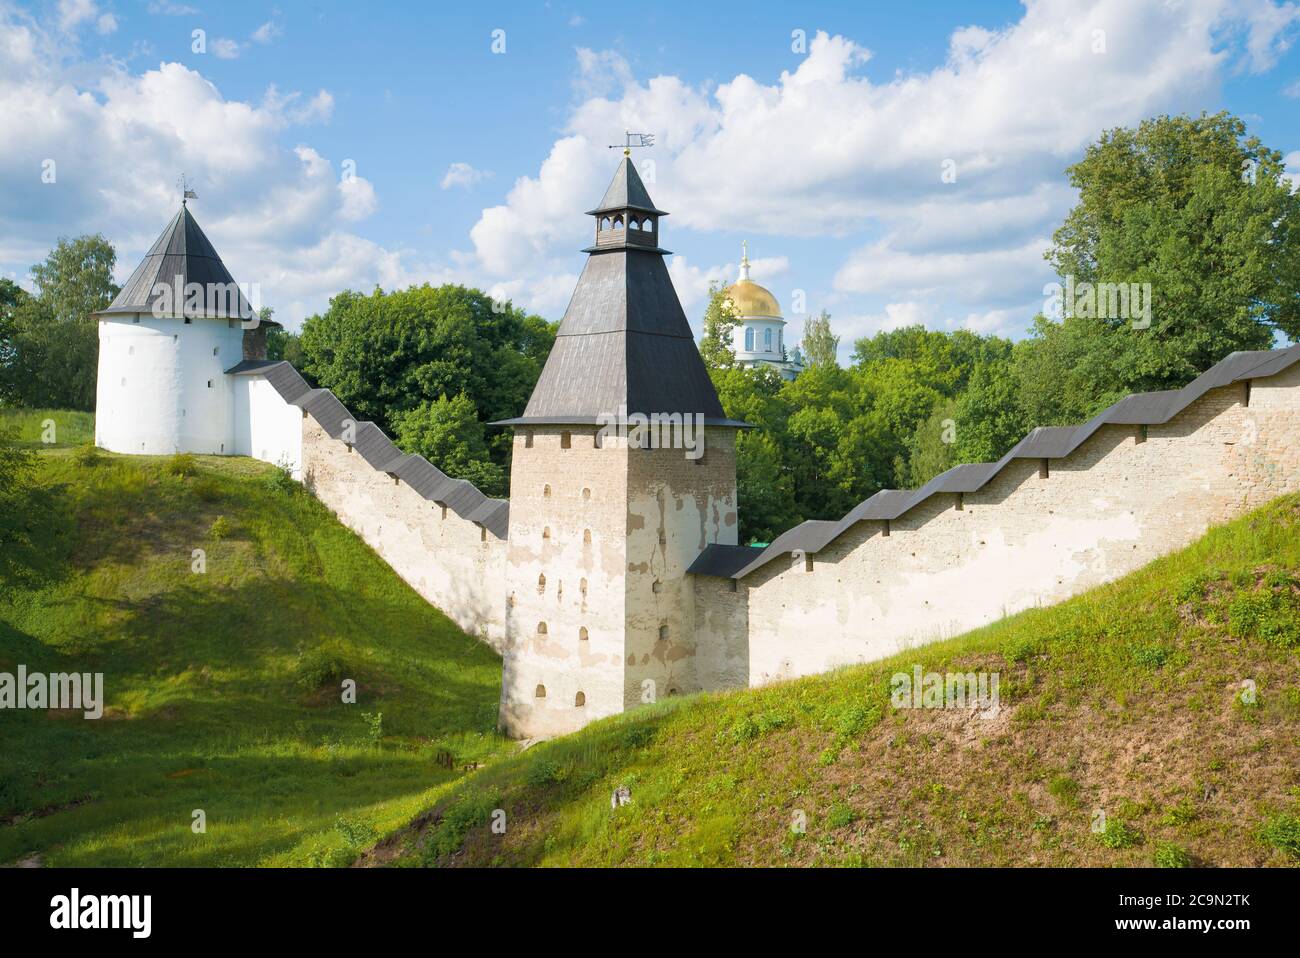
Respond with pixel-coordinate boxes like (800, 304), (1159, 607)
(725, 243), (782, 318)
(726, 278), (782, 319)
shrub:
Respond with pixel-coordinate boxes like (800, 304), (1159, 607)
(422, 792), (500, 864)
(164, 453), (198, 478)
(294, 642), (353, 691)
(723, 710), (790, 743)
(335, 815), (378, 849)
(526, 760), (564, 787)
(1226, 590), (1300, 649)
(1153, 841), (1193, 867)
(1257, 813), (1300, 860)
(826, 803), (855, 829)
(1047, 775), (1080, 808)
(1130, 644), (1169, 669)
(264, 466), (298, 496)
(208, 515), (232, 540)
(1097, 819), (1141, 849)
(71, 443), (101, 468)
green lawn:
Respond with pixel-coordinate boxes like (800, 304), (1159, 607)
(0, 406), (95, 448)
(383, 495), (1300, 868)
(0, 421), (510, 867)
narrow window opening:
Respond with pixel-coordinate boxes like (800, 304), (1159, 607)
(1039, 459), (1050, 480)
(536, 621), (547, 635)
(579, 627), (589, 642)
(1243, 380), (1252, 407)
(542, 526), (551, 540)
(882, 520), (891, 538)
(955, 492), (964, 511)
(560, 431), (572, 449)
(535, 684), (546, 698)
(525, 432), (534, 449)
(184, 317), (192, 325)
(543, 484), (551, 497)
(583, 529), (592, 546)
(480, 527), (487, 542)
(579, 577), (588, 595)
(658, 624), (669, 642)
(213, 347), (219, 356)
(574, 691), (586, 707)
(441, 506), (448, 520)
(1135, 424), (1147, 444)
(207, 380), (213, 388)
(582, 487), (591, 500)
(537, 573), (546, 593)
(726, 579), (738, 593)
(652, 580), (662, 594)
(804, 555), (814, 573)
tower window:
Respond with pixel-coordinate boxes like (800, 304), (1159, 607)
(652, 580), (662, 594)
(583, 529), (592, 546)
(579, 626), (588, 642)
(764, 328), (772, 350)
(542, 526), (551, 540)
(644, 217), (655, 232)
(600, 216), (611, 231)
(536, 621), (548, 635)
(481, 527), (487, 542)
(629, 217), (640, 231)
(441, 505), (448, 520)
(575, 691), (586, 707)
(525, 432), (534, 449)
(543, 484), (551, 497)
(537, 573), (546, 593)
(582, 487), (591, 500)
(185, 317), (192, 325)
(560, 431), (571, 449)
(744, 327), (754, 351)
(535, 684), (546, 699)
(132, 316), (140, 324)
(579, 577), (588, 595)
(658, 624), (669, 642)
(213, 347), (219, 356)
(207, 380), (213, 388)
(612, 215), (623, 229)
(1039, 459), (1050, 479)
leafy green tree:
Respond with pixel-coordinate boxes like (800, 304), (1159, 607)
(901, 398), (958, 488)
(393, 393), (507, 497)
(801, 310), (839, 367)
(952, 362), (1027, 465)
(3, 236), (118, 410)
(699, 282), (741, 370)
(1028, 111), (1300, 420)
(299, 284), (555, 471)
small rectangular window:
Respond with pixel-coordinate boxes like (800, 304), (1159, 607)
(524, 432), (534, 449)
(560, 431), (572, 449)
(207, 380), (213, 388)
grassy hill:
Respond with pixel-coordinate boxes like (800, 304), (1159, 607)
(0, 411), (509, 867)
(376, 495), (1300, 868)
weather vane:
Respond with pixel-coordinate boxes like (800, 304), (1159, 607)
(609, 132), (654, 157)
(177, 173), (197, 206)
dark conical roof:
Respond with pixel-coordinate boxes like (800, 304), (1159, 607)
(99, 205), (254, 319)
(587, 155), (667, 216)
(497, 158), (740, 427)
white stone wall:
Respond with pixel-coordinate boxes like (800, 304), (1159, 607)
(738, 369), (1300, 686)
(299, 414), (507, 648)
(96, 313), (245, 455)
(233, 375), (303, 479)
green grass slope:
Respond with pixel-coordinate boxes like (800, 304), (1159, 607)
(0, 416), (509, 867)
(380, 495), (1300, 868)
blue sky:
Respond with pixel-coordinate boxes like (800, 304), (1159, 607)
(3, 0), (1299, 358)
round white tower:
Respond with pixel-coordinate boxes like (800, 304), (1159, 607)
(94, 203), (253, 455)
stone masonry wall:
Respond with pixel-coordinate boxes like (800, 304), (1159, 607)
(300, 413), (507, 648)
(739, 366), (1300, 686)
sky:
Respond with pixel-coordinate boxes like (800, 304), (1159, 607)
(3, 0), (1300, 361)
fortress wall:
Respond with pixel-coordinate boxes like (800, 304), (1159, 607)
(740, 366), (1300, 686)
(299, 413), (507, 649)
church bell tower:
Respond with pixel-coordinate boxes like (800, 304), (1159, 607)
(495, 154), (745, 738)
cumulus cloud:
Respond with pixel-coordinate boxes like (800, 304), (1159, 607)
(464, 0), (1300, 338)
(0, 5), (403, 328)
(440, 162), (491, 190)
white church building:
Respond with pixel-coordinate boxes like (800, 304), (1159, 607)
(726, 243), (804, 380)
(93, 202), (304, 477)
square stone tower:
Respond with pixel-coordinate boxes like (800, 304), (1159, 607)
(495, 156), (746, 738)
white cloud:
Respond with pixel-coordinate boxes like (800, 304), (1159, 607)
(57, 0), (97, 31)
(147, 1), (198, 14)
(0, 7), (399, 328)
(1284, 150), (1300, 191)
(440, 162), (491, 190)
(465, 0), (1300, 331)
(96, 13), (117, 34)
(1284, 77), (1300, 95)
(251, 21), (282, 45)
(211, 37), (241, 59)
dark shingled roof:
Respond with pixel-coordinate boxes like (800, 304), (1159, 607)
(587, 156), (666, 216)
(99, 205), (256, 320)
(495, 157), (744, 429)
(224, 359), (509, 539)
(688, 345), (1300, 580)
